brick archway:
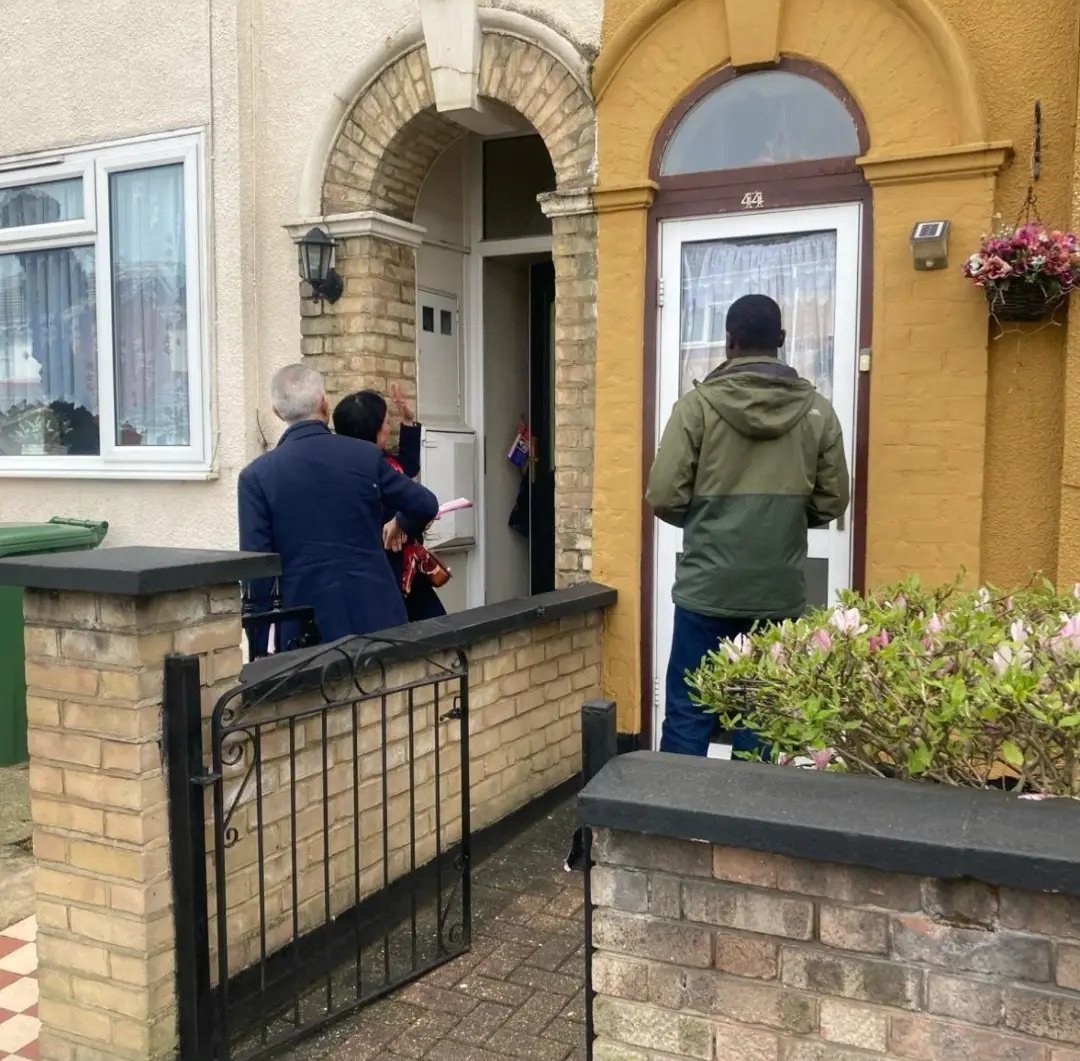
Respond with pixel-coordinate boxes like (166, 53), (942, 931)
(303, 31), (597, 586)
(322, 35), (594, 218)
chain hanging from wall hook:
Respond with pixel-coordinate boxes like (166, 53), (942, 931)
(1013, 100), (1043, 229)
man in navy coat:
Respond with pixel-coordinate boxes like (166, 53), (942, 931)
(238, 364), (438, 653)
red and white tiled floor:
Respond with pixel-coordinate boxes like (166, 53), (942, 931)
(0, 917), (37, 1061)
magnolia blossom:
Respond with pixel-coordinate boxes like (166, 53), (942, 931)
(724, 634), (753, 663)
(809, 747), (836, 770)
(829, 607), (867, 635)
(1049, 613), (1080, 658)
(868, 629), (891, 653)
(810, 628), (833, 654)
(1010, 619), (1029, 645)
(975, 587), (992, 611)
(927, 613), (945, 635)
(991, 642), (1032, 676)
(769, 642), (787, 665)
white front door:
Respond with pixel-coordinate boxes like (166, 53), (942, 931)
(651, 203), (862, 749)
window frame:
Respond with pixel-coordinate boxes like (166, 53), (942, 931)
(0, 129), (211, 480)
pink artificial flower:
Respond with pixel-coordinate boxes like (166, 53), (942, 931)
(984, 256), (1013, 280)
(810, 628), (833, 654)
(809, 748), (836, 770)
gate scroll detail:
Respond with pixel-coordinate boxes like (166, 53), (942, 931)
(165, 643), (472, 1061)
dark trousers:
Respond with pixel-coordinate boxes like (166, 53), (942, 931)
(660, 605), (772, 758)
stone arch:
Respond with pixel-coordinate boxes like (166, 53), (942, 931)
(323, 33), (595, 220)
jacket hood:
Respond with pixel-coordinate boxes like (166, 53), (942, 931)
(694, 366), (817, 440)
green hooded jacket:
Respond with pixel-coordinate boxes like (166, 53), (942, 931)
(646, 356), (850, 619)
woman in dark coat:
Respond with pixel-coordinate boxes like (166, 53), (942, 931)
(332, 386), (448, 622)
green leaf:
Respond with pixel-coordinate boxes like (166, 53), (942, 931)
(1000, 740), (1025, 769)
(906, 742), (932, 775)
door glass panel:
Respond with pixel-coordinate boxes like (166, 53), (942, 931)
(805, 557), (829, 608)
(679, 231), (837, 400)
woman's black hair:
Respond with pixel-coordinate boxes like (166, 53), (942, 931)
(333, 390), (387, 444)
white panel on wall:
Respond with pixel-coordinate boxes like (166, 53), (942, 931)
(417, 288), (464, 426)
(421, 426), (477, 550)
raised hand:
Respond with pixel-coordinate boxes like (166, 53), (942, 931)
(389, 383), (415, 426)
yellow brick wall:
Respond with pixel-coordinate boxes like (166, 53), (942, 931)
(591, 0), (1080, 731)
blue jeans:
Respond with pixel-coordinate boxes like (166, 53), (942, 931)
(660, 606), (773, 758)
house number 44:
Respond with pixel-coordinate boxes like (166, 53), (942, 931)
(741, 191), (765, 209)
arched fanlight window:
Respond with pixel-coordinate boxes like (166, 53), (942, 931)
(660, 70), (861, 177)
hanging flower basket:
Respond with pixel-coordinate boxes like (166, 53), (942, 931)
(964, 222), (1079, 323)
(984, 282), (1066, 322)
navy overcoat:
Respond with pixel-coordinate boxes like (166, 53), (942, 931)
(238, 419), (438, 652)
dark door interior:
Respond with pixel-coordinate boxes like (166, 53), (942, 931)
(529, 259), (556, 594)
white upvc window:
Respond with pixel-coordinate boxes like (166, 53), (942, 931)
(0, 130), (210, 478)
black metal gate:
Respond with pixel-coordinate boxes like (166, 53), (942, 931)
(165, 646), (472, 1061)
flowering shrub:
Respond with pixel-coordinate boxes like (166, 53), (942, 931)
(963, 222), (1080, 303)
(689, 578), (1080, 796)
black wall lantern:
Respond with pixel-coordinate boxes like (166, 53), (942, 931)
(297, 227), (343, 303)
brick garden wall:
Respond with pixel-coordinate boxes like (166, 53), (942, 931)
(591, 829), (1080, 1061)
(22, 586), (244, 1061)
(210, 608), (604, 979)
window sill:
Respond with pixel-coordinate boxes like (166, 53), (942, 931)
(0, 464), (219, 482)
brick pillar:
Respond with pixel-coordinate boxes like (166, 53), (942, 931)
(0, 548), (278, 1061)
(541, 189), (598, 588)
(294, 214), (426, 419)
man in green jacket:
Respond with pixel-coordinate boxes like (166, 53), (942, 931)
(646, 294), (850, 757)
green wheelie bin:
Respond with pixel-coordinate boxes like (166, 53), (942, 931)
(0, 518), (109, 766)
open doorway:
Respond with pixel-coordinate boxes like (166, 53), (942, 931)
(414, 130), (557, 610)
(482, 254), (556, 603)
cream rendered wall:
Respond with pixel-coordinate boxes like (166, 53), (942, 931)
(0, 0), (250, 549)
(0, 0), (598, 551)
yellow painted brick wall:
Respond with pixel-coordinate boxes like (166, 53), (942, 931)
(592, 0), (1080, 728)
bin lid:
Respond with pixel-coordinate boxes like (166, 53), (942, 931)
(0, 518), (109, 558)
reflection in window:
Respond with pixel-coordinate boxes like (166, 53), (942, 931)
(660, 71), (860, 176)
(0, 179), (83, 230)
(0, 246), (99, 456)
(110, 165), (189, 447)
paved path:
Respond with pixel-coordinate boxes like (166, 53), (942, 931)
(288, 799), (587, 1061)
(0, 767), (33, 935)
